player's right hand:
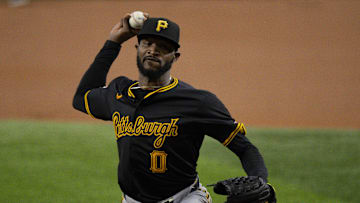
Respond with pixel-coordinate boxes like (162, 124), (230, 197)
(108, 13), (149, 44)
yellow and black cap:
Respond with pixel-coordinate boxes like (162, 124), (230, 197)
(138, 17), (180, 49)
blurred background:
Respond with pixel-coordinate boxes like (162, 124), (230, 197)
(1, 0), (360, 203)
(1, 0), (359, 128)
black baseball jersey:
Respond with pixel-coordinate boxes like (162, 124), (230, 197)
(84, 76), (246, 201)
(73, 40), (268, 202)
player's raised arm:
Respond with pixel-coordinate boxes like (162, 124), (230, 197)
(72, 14), (147, 113)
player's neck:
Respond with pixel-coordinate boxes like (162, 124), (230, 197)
(138, 73), (172, 90)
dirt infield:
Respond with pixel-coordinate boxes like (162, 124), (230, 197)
(1, 0), (359, 128)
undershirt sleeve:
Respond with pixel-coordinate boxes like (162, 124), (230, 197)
(226, 134), (268, 182)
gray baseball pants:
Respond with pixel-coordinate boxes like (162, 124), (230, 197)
(122, 183), (212, 203)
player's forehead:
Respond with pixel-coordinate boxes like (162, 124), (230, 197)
(140, 35), (177, 50)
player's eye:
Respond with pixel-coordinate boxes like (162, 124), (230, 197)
(141, 41), (151, 47)
(157, 44), (172, 54)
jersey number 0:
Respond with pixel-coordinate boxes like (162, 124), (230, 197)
(150, 150), (168, 173)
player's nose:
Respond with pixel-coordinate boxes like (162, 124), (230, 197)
(146, 43), (160, 56)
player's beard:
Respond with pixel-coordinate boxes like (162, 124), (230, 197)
(136, 54), (173, 80)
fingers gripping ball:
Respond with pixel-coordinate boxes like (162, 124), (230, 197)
(212, 176), (276, 203)
(129, 11), (146, 29)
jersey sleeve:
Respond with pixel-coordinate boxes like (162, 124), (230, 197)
(199, 92), (246, 146)
(84, 86), (112, 120)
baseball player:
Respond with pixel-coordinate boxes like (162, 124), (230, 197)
(73, 13), (273, 203)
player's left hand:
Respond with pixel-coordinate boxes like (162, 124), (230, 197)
(209, 176), (276, 203)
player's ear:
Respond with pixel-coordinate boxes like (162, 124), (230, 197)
(135, 44), (139, 49)
(173, 52), (180, 62)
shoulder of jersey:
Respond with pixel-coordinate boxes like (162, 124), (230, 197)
(108, 76), (134, 90)
(175, 79), (219, 101)
(178, 80), (216, 94)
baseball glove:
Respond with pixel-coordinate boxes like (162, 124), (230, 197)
(209, 176), (276, 203)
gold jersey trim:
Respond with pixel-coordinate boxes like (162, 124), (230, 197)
(127, 82), (139, 98)
(84, 90), (95, 119)
(223, 122), (247, 146)
(127, 77), (179, 99)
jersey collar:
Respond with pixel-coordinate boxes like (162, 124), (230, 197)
(127, 77), (179, 99)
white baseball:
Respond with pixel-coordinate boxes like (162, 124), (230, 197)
(129, 11), (146, 29)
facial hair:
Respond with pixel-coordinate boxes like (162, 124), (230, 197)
(136, 54), (173, 80)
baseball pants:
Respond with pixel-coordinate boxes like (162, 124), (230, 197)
(122, 183), (212, 203)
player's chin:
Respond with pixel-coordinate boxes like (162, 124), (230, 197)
(143, 60), (162, 70)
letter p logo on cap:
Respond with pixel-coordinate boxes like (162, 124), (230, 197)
(156, 20), (168, 32)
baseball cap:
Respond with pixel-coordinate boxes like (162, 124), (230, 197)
(137, 17), (180, 49)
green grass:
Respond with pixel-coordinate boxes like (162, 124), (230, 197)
(0, 120), (359, 203)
